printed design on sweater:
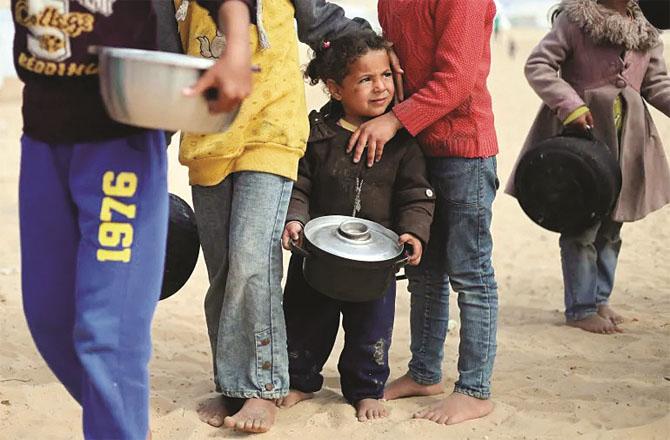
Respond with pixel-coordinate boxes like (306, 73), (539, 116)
(74, 0), (116, 16)
(196, 30), (227, 59)
(14, 0), (95, 62)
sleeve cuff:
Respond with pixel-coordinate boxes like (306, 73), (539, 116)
(563, 106), (590, 126)
(392, 100), (427, 137)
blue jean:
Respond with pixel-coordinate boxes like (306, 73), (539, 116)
(192, 171), (293, 399)
(19, 132), (168, 439)
(405, 156), (498, 399)
(283, 254), (396, 403)
(559, 218), (623, 321)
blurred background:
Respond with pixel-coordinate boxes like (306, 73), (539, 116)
(0, 0), (559, 85)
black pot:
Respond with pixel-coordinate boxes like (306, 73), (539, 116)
(160, 193), (200, 300)
(514, 129), (622, 235)
(638, 0), (670, 30)
(290, 216), (408, 302)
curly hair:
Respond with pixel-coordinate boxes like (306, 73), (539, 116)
(305, 31), (391, 86)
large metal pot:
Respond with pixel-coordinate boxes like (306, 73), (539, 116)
(161, 194), (200, 301)
(290, 216), (409, 303)
(514, 129), (622, 234)
(94, 46), (239, 134)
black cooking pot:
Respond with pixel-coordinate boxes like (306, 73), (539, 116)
(638, 0), (670, 30)
(514, 129), (622, 235)
(290, 216), (409, 302)
(160, 193), (200, 300)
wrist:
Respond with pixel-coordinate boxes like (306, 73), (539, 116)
(387, 111), (403, 129)
(222, 41), (250, 60)
(388, 109), (404, 130)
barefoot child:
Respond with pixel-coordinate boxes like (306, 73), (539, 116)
(11, 0), (253, 438)
(278, 32), (435, 422)
(172, 0), (373, 433)
(506, 0), (670, 334)
(344, 0), (501, 426)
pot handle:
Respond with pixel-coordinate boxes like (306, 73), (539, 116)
(561, 125), (596, 141)
(395, 254), (410, 270)
(394, 244), (413, 280)
(289, 240), (311, 259)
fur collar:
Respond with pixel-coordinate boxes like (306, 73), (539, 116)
(560, 0), (659, 50)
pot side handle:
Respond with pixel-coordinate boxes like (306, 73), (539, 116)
(394, 245), (412, 280)
(561, 125), (596, 142)
(289, 240), (311, 259)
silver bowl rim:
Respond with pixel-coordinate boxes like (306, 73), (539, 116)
(95, 46), (216, 71)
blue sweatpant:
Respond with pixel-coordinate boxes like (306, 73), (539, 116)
(283, 254), (396, 404)
(19, 131), (168, 440)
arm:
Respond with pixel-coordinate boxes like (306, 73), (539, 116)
(523, 13), (585, 122)
(347, 0), (493, 165)
(391, 0), (493, 135)
(393, 140), (435, 250)
(285, 147), (316, 227)
(186, 0), (253, 113)
(194, 0), (256, 25)
(292, 0), (371, 50)
(641, 40), (670, 117)
(282, 146), (316, 250)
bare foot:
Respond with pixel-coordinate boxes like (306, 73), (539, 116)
(597, 304), (624, 325)
(383, 373), (444, 400)
(355, 398), (388, 422)
(413, 391), (493, 425)
(197, 395), (231, 427)
(567, 314), (623, 334)
(276, 389), (314, 408)
(223, 398), (277, 433)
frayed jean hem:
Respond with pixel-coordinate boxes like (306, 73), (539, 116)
(454, 385), (491, 400)
(565, 309), (598, 322)
(220, 389), (289, 400)
(408, 369), (443, 387)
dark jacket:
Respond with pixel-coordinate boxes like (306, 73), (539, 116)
(286, 109), (435, 245)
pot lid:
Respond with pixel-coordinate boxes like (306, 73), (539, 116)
(303, 215), (403, 262)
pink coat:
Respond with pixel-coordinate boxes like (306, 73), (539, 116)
(506, 0), (670, 222)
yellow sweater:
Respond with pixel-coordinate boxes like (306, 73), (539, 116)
(176, 0), (309, 185)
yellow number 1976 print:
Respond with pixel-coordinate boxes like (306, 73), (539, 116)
(96, 171), (138, 263)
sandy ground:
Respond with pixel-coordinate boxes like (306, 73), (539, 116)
(0, 28), (669, 440)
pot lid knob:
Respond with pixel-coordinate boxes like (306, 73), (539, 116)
(337, 220), (371, 241)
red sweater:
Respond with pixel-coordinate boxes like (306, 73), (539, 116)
(378, 0), (499, 158)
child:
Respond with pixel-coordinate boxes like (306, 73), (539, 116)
(172, 0), (373, 433)
(11, 0), (253, 438)
(346, 0), (501, 426)
(506, 0), (670, 334)
(277, 31), (435, 422)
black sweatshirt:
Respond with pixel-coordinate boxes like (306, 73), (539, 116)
(11, 0), (254, 143)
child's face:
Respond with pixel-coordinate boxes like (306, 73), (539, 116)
(327, 49), (395, 122)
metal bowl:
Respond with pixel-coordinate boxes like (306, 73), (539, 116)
(95, 46), (239, 134)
